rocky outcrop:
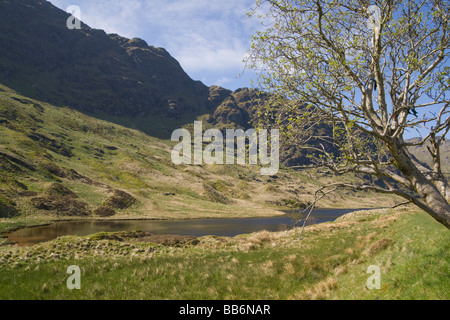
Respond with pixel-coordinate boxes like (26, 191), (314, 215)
(208, 86), (233, 111)
(0, 191), (19, 218)
(30, 195), (91, 216)
(213, 96), (249, 128)
(210, 87), (270, 129)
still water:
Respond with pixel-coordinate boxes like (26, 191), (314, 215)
(5, 209), (359, 246)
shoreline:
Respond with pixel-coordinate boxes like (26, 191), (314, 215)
(1, 207), (380, 247)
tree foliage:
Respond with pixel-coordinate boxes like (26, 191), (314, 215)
(247, 0), (450, 228)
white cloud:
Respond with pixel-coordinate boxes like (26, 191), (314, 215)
(49, 0), (144, 37)
(213, 77), (233, 87)
(138, 0), (259, 72)
(176, 41), (248, 71)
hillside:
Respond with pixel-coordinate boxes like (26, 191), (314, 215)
(0, 84), (395, 222)
(0, 0), (271, 140)
(407, 137), (450, 177)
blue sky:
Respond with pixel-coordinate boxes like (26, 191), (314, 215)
(49, 0), (263, 91)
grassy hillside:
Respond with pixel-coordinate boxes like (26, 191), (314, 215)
(0, 84), (273, 220)
(0, 83), (397, 233)
(0, 206), (448, 300)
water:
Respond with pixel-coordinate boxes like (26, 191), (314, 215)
(5, 208), (359, 246)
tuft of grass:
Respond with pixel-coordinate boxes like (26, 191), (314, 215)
(364, 238), (395, 257)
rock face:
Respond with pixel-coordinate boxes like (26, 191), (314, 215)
(213, 96), (248, 127)
(211, 88), (269, 129)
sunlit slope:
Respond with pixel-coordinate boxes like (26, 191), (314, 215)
(0, 84), (399, 221)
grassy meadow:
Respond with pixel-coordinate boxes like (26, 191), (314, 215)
(0, 207), (448, 300)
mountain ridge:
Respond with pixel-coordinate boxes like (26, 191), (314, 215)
(0, 0), (228, 136)
(0, 0), (331, 166)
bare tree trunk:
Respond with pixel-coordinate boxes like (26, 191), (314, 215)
(390, 140), (450, 229)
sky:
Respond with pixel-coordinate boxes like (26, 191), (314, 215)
(48, 0), (263, 91)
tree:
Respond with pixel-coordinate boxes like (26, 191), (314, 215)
(247, 0), (450, 229)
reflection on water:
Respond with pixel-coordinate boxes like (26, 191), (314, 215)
(5, 209), (359, 246)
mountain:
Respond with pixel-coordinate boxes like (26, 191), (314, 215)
(0, 0), (332, 167)
(0, 0), (288, 140)
(0, 0), (228, 137)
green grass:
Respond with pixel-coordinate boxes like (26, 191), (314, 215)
(328, 210), (450, 299)
(0, 208), (448, 300)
